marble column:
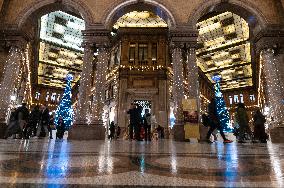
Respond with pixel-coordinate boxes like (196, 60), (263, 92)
(92, 47), (109, 121)
(68, 43), (96, 140)
(74, 43), (94, 125)
(262, 49), (284, 126)
(172, 44), (185, 141)
(0, 45), (24, 137)
(186, 47), (207, 141)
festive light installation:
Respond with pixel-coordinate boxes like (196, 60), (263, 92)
(92, 48), (110, 121)
(54, 74), (74, 129)
(172, 46), (184, 123)
(261, 50), (284, 126)
(212, 75), (233, 132)
(23, 44), (33, 106)
(0, 46), (23, 122)
(75, 44), (93, 124)
(186, 48), (199, 99)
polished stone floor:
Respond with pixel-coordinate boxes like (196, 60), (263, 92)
(0, 139), (283, 187)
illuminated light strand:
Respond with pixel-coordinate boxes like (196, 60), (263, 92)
(0, 46), (23, 123)
(186, 48), (199, 100)
(172, 46), (184, 123)
(54, 74), (74, 129)
(261, 50), (284, 126)
(74, 44), (94, 124)
(92, 48), (110, 122)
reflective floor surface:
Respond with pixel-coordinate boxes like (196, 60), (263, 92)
(0, 139), (283, 187)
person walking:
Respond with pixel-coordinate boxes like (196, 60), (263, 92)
(206, 98), (233, 143)
(15, 103), (30, 139)
(109, 121), (115, 140)
(4, 108), (21, 139)
(235, 103), (251, 143)
(48, 115), (54, 139)
(29, 105), (41, 137)
(253, 109), (268, 143)
(127, 103), (142, 141)
(143, 109), (151, 141)
(37, 105), (50, 138)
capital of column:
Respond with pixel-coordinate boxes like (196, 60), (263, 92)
(82, 29), (110, 49)
(254, 25), (284, 53)
(0, 29), (29, 51)
(170, 26), (198, 44)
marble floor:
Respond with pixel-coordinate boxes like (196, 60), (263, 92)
(0, 139), (283, 187)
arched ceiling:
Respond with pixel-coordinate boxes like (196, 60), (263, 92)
(38, 11), (85, 88)
(197, 11), (253, 91)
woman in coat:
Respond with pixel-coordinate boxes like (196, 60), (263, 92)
(235, 103), (251, 143)
(253, 109), (267, 143)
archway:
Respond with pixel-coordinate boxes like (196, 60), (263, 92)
(102, 1), (176, 140)
(104, 0), (176, 30)
(193, 1), (267, 141)
(7, 1), (91, 139)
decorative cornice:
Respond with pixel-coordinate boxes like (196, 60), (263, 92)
(0, 29), (29, 50)
(253, 25), (284, 53)
(82, 28), (110, 48)
(170, 26), (198, 48)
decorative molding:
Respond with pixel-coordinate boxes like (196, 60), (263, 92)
(254, 25), (284, 52)
(82, 29), (110, 48)
(16, 0), (94, 29)
(0, 30), (29, 50)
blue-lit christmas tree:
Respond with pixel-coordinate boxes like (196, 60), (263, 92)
(54, 74), (74, 130)
(212, 75), (233, 132)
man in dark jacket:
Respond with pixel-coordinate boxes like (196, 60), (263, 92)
(37, 105), (50, 137)
(127, 103), (142, 141)
(206, 98), (233, 143)
(29, 105), (41, 137)
(143, 109), (151, 141)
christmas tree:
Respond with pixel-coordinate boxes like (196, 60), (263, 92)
(212, 75), (233, 132)
(54, 74), (74, 130)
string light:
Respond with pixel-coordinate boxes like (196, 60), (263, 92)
(74, 43), (93, 124)
(172, 45), (184, 123)
(92, 47), (110, 122)
(0, 46), (23, 123)
(54, 74), (74, 129)
(261, 50), (284, 126)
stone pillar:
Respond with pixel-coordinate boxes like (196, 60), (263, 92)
(186, 47), (206, 141)
(171, 44), (185, 141)
(68, 42), (96, 140)
(254, 26), (284, 142)
(262, 49), (284, 125)
(74, 43), (94, 124)
(90, 47), (110, 139)
(0, 45), (24, 137)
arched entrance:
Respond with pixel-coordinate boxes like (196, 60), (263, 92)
(0, 1), (92, 138)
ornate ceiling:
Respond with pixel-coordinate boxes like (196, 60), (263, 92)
(197, 12), (252, 90)
(38, 11), (85, 88)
